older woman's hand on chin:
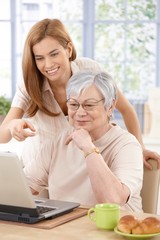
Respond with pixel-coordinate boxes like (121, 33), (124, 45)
(143, 148), (160, 170)
(65, 128), (95, 154)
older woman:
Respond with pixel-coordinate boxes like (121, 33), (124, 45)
(24, 71), (143, 212)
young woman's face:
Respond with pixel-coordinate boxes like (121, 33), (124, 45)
(33, 36), (72, 85)
(67, 85), (112, 140)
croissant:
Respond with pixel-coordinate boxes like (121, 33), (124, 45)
(117, 215), (160, 234)
(117, 215), (139, 234)
(132, 217), (160, 234)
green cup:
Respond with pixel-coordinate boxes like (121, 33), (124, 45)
(88, 203), (120, 230)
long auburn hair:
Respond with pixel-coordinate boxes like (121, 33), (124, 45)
(22, 18), (77, 117)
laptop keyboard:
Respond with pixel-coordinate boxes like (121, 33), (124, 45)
(36, 206), (56, 214)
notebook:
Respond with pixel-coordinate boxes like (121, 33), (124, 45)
(0, 151), (80, 224)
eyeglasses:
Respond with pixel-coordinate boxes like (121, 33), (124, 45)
(66, 98), (104, 111)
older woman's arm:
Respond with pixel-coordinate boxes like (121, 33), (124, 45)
(65, 128), (141, 205)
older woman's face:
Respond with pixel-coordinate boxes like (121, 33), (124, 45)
(67, 85), (112, 140)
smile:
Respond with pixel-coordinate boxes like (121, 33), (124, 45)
(47, 67), (59, 75)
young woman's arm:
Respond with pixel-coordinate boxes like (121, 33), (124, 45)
(116, 89), (144, 145)
(116, 89), (160, 169)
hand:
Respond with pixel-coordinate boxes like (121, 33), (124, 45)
(65, 128), (95, 153)
(30, 187), (39, 195)
(7, 119), (36, 141)
(143, 148), (160, 170)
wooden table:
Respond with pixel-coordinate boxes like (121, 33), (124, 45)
(0, 211), (159, 240)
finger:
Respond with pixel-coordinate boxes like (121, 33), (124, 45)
(65, 135), (73, 145)
(14, 130), (35, 140)
(19, 128), (36, 138)
(144, 160), (153, 170)
(14, 135), (26, 142)
(15, 120), (35, 133)
(13, 130), (27, 140)
(149, 153), (160, 169)
(26, 121), (36, 132)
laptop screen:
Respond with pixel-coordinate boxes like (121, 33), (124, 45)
(0, 152), (80, 224)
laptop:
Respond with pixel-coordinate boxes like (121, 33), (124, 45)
(0, 151), (80, 224)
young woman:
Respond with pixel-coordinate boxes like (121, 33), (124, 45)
(0, 18), (159, 169)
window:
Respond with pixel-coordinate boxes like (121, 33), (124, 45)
(0, 0), (11, 98)
(0, 0), (159, 131)
(94, 0), (158, 102)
